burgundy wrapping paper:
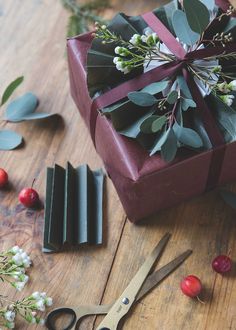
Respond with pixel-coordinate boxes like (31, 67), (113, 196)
(67, 33), (236, 223)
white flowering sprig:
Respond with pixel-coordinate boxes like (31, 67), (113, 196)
(94, 23), (175, 74)
(0, 292), (53, 329)
(0, 246), (31, 292)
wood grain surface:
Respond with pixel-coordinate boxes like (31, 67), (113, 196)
(0, 0), (236, 329)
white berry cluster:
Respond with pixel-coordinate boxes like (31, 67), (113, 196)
(218, 80), (236, 107)
(3, 246), (32, 291)
(0, 292), (53, 329)
(113, 29), (159, 74)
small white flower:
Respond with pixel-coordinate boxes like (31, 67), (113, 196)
(12, 254), (23, 266)
(10, 246), (20, 255)
(19, 274), (29, 283)
(218, 82), (230, 94)
(114, 46), (128, 56)
(229, 80), (236, 91)
(45, 297), (53, 307)
(22, 257), (31, 268)
(129, 34), (141, 45)
(4, 311), (16, 322)
(40, 292), (47, 299)
(113, 57), (121, 64)
(14, 281), (25, 291)
(101, 25), (106, 30)
(32, 292), (41, 301)
(143, 27), (153, 36)
(221, 94), (235, 106)
(114, 46), (122, 55)
(35, 299), (46, 312)
(141, 35), (148, 43)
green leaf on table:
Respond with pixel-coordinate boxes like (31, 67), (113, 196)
(161, 128), (178, 162)
(140, 115), (167, 134)
(173, 122), (203, 148)
(119, 110), (155, 138)
(128, 92), (158, 107)
(0, 130), (23, 150)
(181, 98), (197, 111)
(220, 190), (236, 209)
(172, 10), (200, 46)
(5, 92), (56, 122)
(167, 90), (178, 104)
(183, 0), (210, 35)
(1, 76), (24, 106)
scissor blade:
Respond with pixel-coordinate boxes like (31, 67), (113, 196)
(96, 233), (171, 330)
(136, 249), (192, 301)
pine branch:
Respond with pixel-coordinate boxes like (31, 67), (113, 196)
(61, 0), (111, 37)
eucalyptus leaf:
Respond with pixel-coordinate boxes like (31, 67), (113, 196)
(0, 130), (23, 150)
(173, 122), (203, 148)
(161, 128), (178, 162)
(119, 110), (154, 138)
(172, 10), (200, 46)
(1, 76), (24, 106)
(181, 98), (197, 111)
(140, 115), (159, 134)
(200, 0), (215, 10)
(167, 91), (178, 104)
(177, 76), (193, 99)
(103, 81), (169, 114)
(183, 0), (210, 35)
(140, 115), (167, 134)
(103, 99), (129, 114)
(150, 128), (170, 156)
(192, 114), (212, 149)
(220, 190), (236, 209)
(128, 92), (158, 107)
(210, 94), (236, 141)
(224, 18), (236, 33)
(142, 81), (169, 94)
(5, 92), (38, 122)
(152, 116), (168, 133)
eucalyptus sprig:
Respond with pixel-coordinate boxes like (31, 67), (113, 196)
(62, 0), (111, 37)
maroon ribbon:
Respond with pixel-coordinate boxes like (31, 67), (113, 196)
(89, 1), (235, 187)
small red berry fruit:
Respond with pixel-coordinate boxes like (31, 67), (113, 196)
(212, 255), (233, 274)
(180, 275), (202, 298)
(0, 168), (8, 188)
(19, 180), (39, 208)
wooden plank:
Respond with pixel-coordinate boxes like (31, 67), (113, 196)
(0, 0), (236, 329)
(0, 1), (127, 329)
(95, 191), (236, 329)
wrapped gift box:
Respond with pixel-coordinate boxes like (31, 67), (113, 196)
(67, 19), (236, 223)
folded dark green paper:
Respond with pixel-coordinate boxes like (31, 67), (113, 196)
(43, 163), (104, 252)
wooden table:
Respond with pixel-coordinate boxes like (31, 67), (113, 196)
(0, 0), (236, 329)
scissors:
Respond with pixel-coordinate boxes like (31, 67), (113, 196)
(46, 233), (192, 330)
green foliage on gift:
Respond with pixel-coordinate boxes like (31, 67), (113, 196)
(87, 0), (236, 162)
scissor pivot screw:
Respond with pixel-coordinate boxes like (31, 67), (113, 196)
(122, 297), (129, 305)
